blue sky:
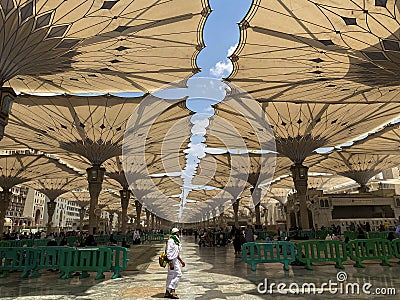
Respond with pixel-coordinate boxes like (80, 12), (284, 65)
(152, 0), (253, 219)
(195, 0), (252, 79)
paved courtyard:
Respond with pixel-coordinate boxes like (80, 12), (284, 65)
(0, 237), (399, 299)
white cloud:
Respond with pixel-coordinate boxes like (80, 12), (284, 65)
(227, 43), (238, 56)
(210, 61), (233, 77)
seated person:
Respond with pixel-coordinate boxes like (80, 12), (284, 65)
(121, 238), (130, 248)
(47, 238), (58, 246)
(84, 235), (97, 246)
(109, 234), (117, 245)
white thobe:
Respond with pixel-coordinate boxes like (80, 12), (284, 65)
(165, 236), (182, 291)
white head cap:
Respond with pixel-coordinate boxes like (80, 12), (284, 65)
(171, 227), (180, 233)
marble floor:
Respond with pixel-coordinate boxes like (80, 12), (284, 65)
(0, 237), (399, 299)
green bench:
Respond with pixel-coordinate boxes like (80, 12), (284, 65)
(346, 238), (393, 268)
(242, 242), (296, 271)
(296, 240), (347, 270)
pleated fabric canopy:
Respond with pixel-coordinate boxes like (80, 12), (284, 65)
(0, 0), (210, 93)
(227, 0), (400, 104)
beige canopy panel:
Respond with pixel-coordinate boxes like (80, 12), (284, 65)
(24, 175), (87, 200)
(272, 174), (354, 192)
(186, 188), (222, 202)
(192, 152), (280, 190)
(151, 176), (183, 197)
(1, 0), (210, 93)
(0, 137), (30, 150)
(228, 0), (400, 103)
(144, 104), (191, 176)
(103, 177), (123, 192)
(0, 152), (79, 190)
(262, 101), (400, 163)
(122, 97), (190, 176)
(192, 153), (246, 189)
(266, 188), (292, 205)
(105, 202), (122, 212)
(6, 94), (144, 166)
(312, 150), (400, 187)
(344, 123), (400, 154)
(61, 189), (120, 208)
(103, 156), (129, 189)
(206, 92), (275, 151)
(212, 100), (400, 163)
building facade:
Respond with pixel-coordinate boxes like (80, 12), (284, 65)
(4, 185), (33, 232)
(286, 188), (400, 231)
(22, 187), (47, 228)
(42, 197), (82, 231)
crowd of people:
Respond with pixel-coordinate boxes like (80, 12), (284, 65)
(0, 227), (167, 249)
(191, 225), (265, 256)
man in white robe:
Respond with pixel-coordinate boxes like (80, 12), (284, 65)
(165, 228), (185, 299)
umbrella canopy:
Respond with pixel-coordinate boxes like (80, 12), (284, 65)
(1, 0), (210, 93)
(343, 123), (400, 155)
(227, 0), (400, 104)
(313, 150), (400, 188)
(0, 152), (78, 190)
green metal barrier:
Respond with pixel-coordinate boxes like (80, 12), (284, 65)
(66, 236), (82, 246)
(143, 234), (164, 243)
(367, 231), (391, 239)
(108, 246), (130, 278)
(392, 239), (400, 264)
(114, 234), (133, 244)
(282, 230), (314, 239)
(33, 240), (49, 247)
(0, 247), (36, 278)
(282, 230), (296, 238)
(315, 230), (333, 240)
(223, 231), (232, 240)
(94, 235), (110, 245)
(298, 230), (315, 239)
(295, 240), (347, 270)
(0, 246), (127, 280)
(0, 240), (32, 247)
(242, 242), (296, 271)
(255, 231), (277, 240)
(0, 241), (12, 247)
(29, 246), (72, 278)
(59, 247), (113, 280)
(344, 231), (359, 240)
(346, 238), (393, 268)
